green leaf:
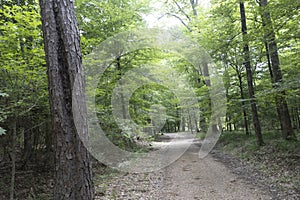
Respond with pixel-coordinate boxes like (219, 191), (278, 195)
(0, 127), (6, 135)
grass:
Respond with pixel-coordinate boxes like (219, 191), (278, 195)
(218, 130), (300, 157)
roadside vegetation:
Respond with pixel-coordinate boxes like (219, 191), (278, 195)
(216, 130), (300, 196)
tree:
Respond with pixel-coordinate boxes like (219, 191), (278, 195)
(39, 0), (94, 199)
(258, 0), (297, 140)
(239, 1), (264, 145)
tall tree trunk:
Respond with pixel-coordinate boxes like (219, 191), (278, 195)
(239, 1), (264, 145)
(188, 0), (219, 134)
(235, 66), (250, 135)
(264, 42), (284, 130)
(259, 0), (296, 140)
(39, 1), (94, 199)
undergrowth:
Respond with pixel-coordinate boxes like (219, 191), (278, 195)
(216, 130), (300, 195)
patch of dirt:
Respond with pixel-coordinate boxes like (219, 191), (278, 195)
(95, 171), (165, 199)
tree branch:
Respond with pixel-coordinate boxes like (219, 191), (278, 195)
(172, 0), (191, 21)
(164, 13), (192, 32)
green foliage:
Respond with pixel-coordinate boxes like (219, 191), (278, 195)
(186, 0), (300, 135)
(76, 0), (159, 151)
(0, 1), (49, 162)
(219, 130), (300, 158)
(129, 84), (179, 127)
(75, 0), (149, 54)
(0, 4), (48, 120)
(222, 133), (261, 156)
(93, 50), (185, 145)
(196, 132), (206, 140)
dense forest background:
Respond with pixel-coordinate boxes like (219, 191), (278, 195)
(0, 0), (299, 199)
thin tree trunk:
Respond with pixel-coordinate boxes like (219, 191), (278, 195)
(190, 0), (198, 16)
(176, 104), (180, 132)
(264, 42), (284, 130)
(39, 0), (94, 199)
(10, 120), (16, 200)
(181, 115), (186, 132)
(202, 55), (221, 134)
(44, 119), (53, 167)
(291, 107), (298, 130)
(235, 67), (250, 135)
(188, 110), (194, 134)
(229, 120), (232, 132)
(239, 1), (264, 145)
(116, 57), (127, 120)
(187, 0), (218, 134)
(295, 107), (300, 130)
(259, 0), (296, 140)
(21, 127), (33, 169)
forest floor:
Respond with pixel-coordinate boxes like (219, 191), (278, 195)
(94, 133), (299, 200)
(1, 132), (299, 199)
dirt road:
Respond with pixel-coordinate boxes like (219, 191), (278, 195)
(159, 133), (272, 199)
(96, 133), (273, 199)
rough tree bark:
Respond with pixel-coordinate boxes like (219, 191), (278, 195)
(259, 0), (297, 140)
(239, 1), (264, 145)
(39, 0), (94, 199)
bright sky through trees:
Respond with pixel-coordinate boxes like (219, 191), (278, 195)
(144, 0), (211, 28)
